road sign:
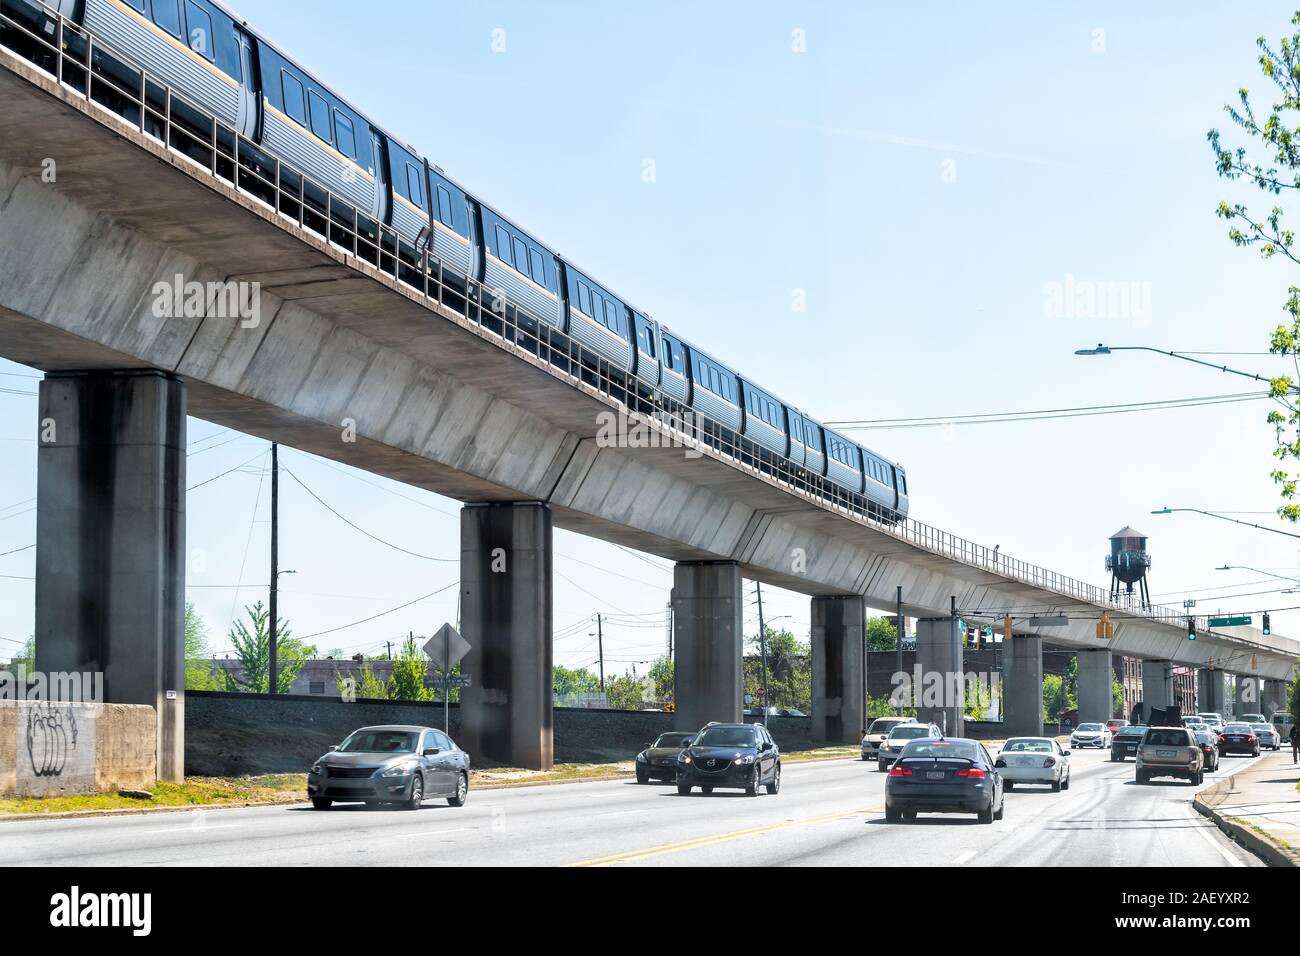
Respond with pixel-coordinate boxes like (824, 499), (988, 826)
(1208, 615), (1252, 627)
(1031, 615), (1069, 628)
(757, 687), (766, 698)
(744, 693), (753, 706)
(423, 623), (470, 671)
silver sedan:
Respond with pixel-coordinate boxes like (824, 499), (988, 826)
(994, 737), (1071, 791)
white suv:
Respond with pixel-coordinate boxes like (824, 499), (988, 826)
(861, 717), (917, 761)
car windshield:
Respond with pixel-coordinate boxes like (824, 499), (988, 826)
(1077, 724), (1105, 732)
(869, 719), (908, 734)
(1143, 729), (1189, 747)
(337, 730), (419, 754)
(1250, 724), (1272, 732)
(889, 726), (932, 740)
(694, 727), (758, 749)
(1004, 739), (1053, 752)
(901, 741), (979, 761)
(652, 733), (692, 748)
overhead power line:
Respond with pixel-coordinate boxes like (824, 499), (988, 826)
(826, 390), (1268, 430)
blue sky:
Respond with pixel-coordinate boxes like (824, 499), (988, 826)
(4, 1), (1300, 671)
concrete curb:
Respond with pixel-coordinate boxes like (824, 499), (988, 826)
(0, 754), (860, 824)
(1193, 770), (1300, 868)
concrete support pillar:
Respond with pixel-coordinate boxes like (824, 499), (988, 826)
(1077, 649), (1114, 724)
(914, 616), (963, 736)
(1003, 634), (1043, 737)
(1197, 669), (1226, 716)
(1237, 676), (1262, 716)
(459, 502), (552, 770)
(34, 370), (186, 782)
(1262, 679), (1288, 716)
(672, 561), (743, 733)
(810, 595), (864, 745)
(1141, 659), (1171, 711)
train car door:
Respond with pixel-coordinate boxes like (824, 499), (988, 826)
(370, 130), (390, 222)
(234, 27), (259, 140)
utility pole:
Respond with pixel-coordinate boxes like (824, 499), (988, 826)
(756, 582), (769, 725)
(597, 613), (605, 693)
(386, 641), (393, 660)
(268, 442), (279, 695)
(895, 585), (903, 716)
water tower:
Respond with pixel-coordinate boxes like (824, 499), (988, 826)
(1106, 526), (1152, 608)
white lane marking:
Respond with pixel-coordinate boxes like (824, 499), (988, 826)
(599, 809), (647, 817)
(409, 827), (474, 838)
(952, 850), (977, 865)
(1183, 802), (1243, 867)
(144, 824), (240, 835)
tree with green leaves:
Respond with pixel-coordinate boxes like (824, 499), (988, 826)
(184, 603), (222, 691)
(223, 600), (315, 694)
(1208, 12), (1300, 519)
(647, 655), (674, 703)
(604, 671), (652, 710)
(553, 665), (600, 702)
(866, 616), (898, 651)
(743, 627), (811, 712)
(388, 635), (430, 701)
(5, 636), (34, 673)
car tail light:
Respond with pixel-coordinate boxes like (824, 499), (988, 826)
(888, 766), (912, 776)
(957, 767), (986, 778)
(1042, 757), (1056, 767)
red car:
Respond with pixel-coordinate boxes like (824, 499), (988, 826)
(1105, 719), (1129, 734)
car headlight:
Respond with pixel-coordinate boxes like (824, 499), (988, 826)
(679, 753), (692, 764)
(636, 752), (648, 763)
(309, 763), (322, 776)
(734, 754), (755, 765)
(382, 762), (417, 777)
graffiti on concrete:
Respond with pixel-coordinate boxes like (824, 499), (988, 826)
(25, 700), (80, 777)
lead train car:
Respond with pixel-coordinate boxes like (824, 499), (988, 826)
(53, 0), (909, 521)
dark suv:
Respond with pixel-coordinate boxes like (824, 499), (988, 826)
(676, 723), (781, 796)
(1110, 723), (1147, 761)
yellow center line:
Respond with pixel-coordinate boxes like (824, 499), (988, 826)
(565, 805), (883, 867)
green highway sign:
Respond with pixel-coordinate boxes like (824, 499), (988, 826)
(1208, 615), (1252, 627)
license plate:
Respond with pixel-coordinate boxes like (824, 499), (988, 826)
(1015, 756), (1034, 766)
(1157, 750), (1174, 757)
(925, 771), (945, 780)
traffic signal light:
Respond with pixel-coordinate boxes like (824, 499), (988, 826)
(1262, 613), (1271, 636)
(1004, 615), (1013, 642)
(1186, 617), (1196, 641)
(1096, 612), (1114, 640)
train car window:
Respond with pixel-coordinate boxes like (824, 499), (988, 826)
(603, 300), (616, 333)
(495, 225), (511, 264)
(123, 0), (145, 12)
(529, 248), (546, 286)
(184, 1), (214, 60)
(281, 72), (306, 124)
(334, 112), (357, 159)
(406, 164), (423, 207)
(308, 90), (332, 142)
(437, 186), (453, 226)
(152, 0), (183, 38)
(511, 237), (528, 277)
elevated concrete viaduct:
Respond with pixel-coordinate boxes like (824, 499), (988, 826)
(1, 43), (1296, 777)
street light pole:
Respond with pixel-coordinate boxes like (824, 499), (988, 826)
(755, 583), (769, 725)
(269, 442), (278, 695)
(1074, 344), (1298, 393)
(1215, 564), (1300, 586)
(1151, 507), (1300, 540)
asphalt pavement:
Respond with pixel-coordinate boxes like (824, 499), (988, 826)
(0, 749), (1267, 866)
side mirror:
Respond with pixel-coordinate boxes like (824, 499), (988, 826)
(994, 757), (1006, 768)
(1062, 749), (1071, 756)
(329, 745), (338, 752)
(423, 747), (440, 756)
(761, 742), (773, 752)
(643, 743), (652, 751)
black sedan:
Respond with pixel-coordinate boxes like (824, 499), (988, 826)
(307, 725), (471, 810)
(676, 723), (780, 796)
(635, 731), (696, 783)
(1110, 724), (1147, 761)
(1193, 729), (1221, 771)
(884, 737), (1005, 824)
(1217, 723), (1261, 758)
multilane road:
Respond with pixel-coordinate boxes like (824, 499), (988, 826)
(0, 750), (1265, 866)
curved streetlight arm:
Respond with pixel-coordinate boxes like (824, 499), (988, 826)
(1152, 507), (1300, 540)
(1076, 344), (1297, 394)
(1215, 564), (1300, 586)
